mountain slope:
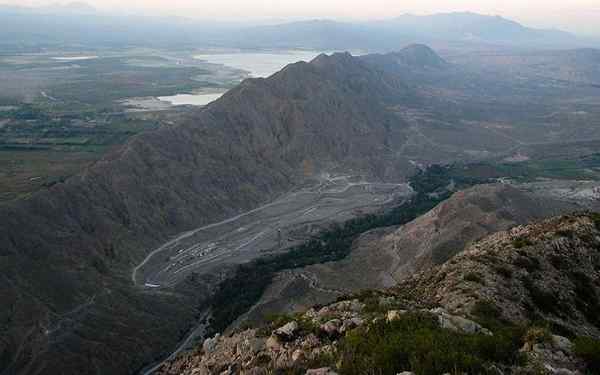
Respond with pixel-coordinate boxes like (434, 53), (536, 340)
(0, 50), (420, 375)
(157, 213), (600, 375)
(2, 45), (600, 374)
(236, 183), (579, 324)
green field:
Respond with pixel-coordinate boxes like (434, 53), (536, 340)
(0, 49), (246, 203)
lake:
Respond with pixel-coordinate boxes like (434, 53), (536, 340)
(157, 93), (224, 106)
(193, 50), (326, 78)
(158, 50), (326, 107)
(52, 56), (99, 61)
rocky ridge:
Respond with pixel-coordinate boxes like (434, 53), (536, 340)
(158, 213), (600, 375)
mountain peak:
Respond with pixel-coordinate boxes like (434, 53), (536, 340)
(394, 44), (448, 68)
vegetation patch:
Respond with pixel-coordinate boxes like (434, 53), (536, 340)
(570, 271), (600, 326)
(512, 237), (534, 249)
(513, 256), (541, 273)
(337, 312), (524, 375)
(523, 327), (552, 345)
(494, 265), (513, 279)
(471, 300), (504, 328)
(574, 336), (600, 373)
(522, 277), (560, 316)
(464, 272), (485, 284)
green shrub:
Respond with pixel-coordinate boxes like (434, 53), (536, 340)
(524, 327), (552, 345)
(570, 271), (600, 326)
(337, 312), (523, 375)
(472, 300), (503, 325)
(522, 277), (560, 315)
(589, 213), (600, 230)
(574, 336), (600, 373)
(513, 256), (541, 273)
(556, 229), (575, 239)
(512, 237), (533, 249)
(494, 265), (513, 279)
(464, 272), (484, 284)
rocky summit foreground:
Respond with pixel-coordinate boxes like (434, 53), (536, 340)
(158, 213), (600, 375)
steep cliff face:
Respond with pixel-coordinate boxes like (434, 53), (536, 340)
(158, 213), (600, 375)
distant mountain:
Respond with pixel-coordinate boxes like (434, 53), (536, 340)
(230, 12), (589, 51)
(376, 12), (577, 45)
(0, 9), (594, 52)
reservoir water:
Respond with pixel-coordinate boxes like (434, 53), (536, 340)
(158, 50), (325, 107)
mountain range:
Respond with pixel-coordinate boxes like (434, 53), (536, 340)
(2, 44), (600, 375)
(0, 5), (597, 51)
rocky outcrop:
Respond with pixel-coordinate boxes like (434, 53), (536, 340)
(157, 299), (495, 375)
(399, 213), (600, 338)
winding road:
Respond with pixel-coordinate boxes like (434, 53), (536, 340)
(132, 174), (413, 288)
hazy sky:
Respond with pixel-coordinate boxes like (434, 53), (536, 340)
(4, 0), (600, 35)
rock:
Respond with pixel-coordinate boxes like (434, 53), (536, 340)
(396, 372), (415, 375)
(379, 296), (397, 307)
(274, 321), (299, 340)
(202, 333), (220, 353)
(431, 308), (492, 335)
(552, 335), (573, 354)
(292, 349), (305, 363)
(331, 299), (364, 312)
(304, 308), (319, 320)
(320, 319), (342, 336)
(341, 317), (364, 333)
(301, 334), (321, 349)
(245, 368), (268, 375)
(386, 310), (406, 322)
(266, 335), (281, 351)
(306, 367), (338, 375)
(543, 364), (579, 375)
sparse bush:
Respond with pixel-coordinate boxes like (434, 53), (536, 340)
(574, 336), (600, 373)
(337, 312), (524, 375)
(512, 237), (533, 249)
(494, 265), (513, 279)
(548, 254), (569, 270)
(472, 300), (502, 323)
(464, 272), (484, 284)
(513, 256), (541, 273)
(589, 213), (600, 230)
(556, 229), (575, 239)
(522, 277), (560, 315)
(524, 327), (552, 345)
(570, 271), (600, 326)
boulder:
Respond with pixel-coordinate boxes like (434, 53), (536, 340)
(341, 317), (364, 333)
(306, 367), (338, 375)
(274, 321), (299, 340)
(431, 308), (492, 335)
(202, 333), (221, 353)
(320, 319), (342, 337)
(552, 335), (573, 354)
(386, 310), (407, 322)
(266, 335), (282, 351)
(292, 349), (305, 363)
